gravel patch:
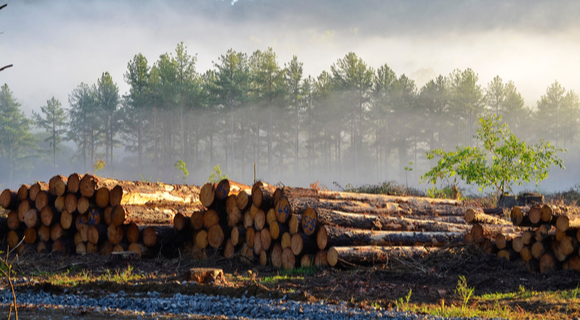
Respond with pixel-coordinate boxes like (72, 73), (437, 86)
(0, 288), (491, 319)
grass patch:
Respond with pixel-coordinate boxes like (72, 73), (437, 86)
(396, 285), (580, 320)
(258, 267), (318, 285)
(46, 265), (144, 286)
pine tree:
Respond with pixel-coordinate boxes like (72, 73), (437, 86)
(32, 96), (67, 168)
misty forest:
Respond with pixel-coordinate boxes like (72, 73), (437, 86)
(1, 43), (578, 190)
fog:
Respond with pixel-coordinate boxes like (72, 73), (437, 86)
(1, 0), (580, 194)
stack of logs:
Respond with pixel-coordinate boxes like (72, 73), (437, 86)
(177, 181), (474, 269)
(465, 205), (580, 273)
(0, 174), (202, 257)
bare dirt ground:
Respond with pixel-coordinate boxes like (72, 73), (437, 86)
(1, 244), (580, 319)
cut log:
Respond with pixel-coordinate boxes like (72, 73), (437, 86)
(327, 246), (436, 267)
(520, 246), (533, 262)
(227, 207), (242, 227)
(236, 191), (251, 211)
(317, 227), (328, 250)
(254, 209), (266, 231)
(282, 247), (296, 270)
(288, 214), (301, 234)
(200, 183), (215, 208)
(512, 237), (524, 253)
(259, 250), (268, 266)
(314, 250), (329, 267)
(0, 189), (18, 209)
(252, 181), (275, 209)
(301, 254), (314, 267)
(271, 243), (283, 268)
(195, 230), (208, 249)
(60, 210), (74, 230)
(49, 175), (68, 196)
(260, 228), (271, 251)
(173, 212), (188, 231)
(522, 231), (534, 245)
(540, 252), (556, 273)
(245, 227), (255, 248)
(203, 209), (221, 229)
(110, 205), (126, 226)
(495, 234), (510, 250)
(6, 231), (21, 250)
(95, 187), (110, 208)
(107, 224), (124, 245)
(215, 179), (231, 200)
(253, 230), (262, 255)
(54, 196), (65, 213)
(84, 176), (202, 207)
(64, 193), (77, 214)
(7, 210), (20, 230)
(35, 191), (53, 211)
(225, 195), (237, 215)
(556, 215), (580, 232)
(126, 223), (140, 243)
(190, 210), (204, 231)
(250, 205), (259, 219)
(224, 239), (235, 259)
(558, 235), (578, 256)
(208, 224), (229, 248)
(51, 223), (65, 241)
(18, 200), (34, 222)
(28, 181), (48, 202)
(528, 205), (543, 225)
(52, 238), (72, 254)
(291, 233), (317, 255)
(281, 232), (291, 249)
(314, 208), (470, 232)
(471, 224), (517, 243)
(230, 227), (246, 246)
(142, 226), (161, 247)
(464, 208), (507, 225)
(87, 242), (98, 254)
(535, 224), (554, 242)
(321, 225), (462, 248)
(301, 208), (317, 236)
(40, 206), (59, 227)
(510, 206), (541, 227)
(77, 197), (90, 215)
(275, 196), (291, 224)
(243, 210), (253, 229)
(80, 174), (97, 198)
(87, 224), (108, 245)
(67, 173), (82, 194)
(24, 227), (37, 244)
(266, 208), (276, 225)
(37, 225), (51, 242)
(17, 184), (29, 201)
(76, 242), (87, 255)
(496, 249), (518, 261)
(24, 209), (40, 228)
(269, 221), (288, 240)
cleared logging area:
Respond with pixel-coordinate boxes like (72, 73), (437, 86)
(3, 174), (578, 274)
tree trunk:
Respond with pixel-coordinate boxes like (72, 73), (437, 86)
(319, 225), (463, 249)
(314, 208), (470, 232)
(464, 208), (507, 225)
(327, 246), (437, 267)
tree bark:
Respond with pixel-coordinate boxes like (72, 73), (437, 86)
(327, 246), (438, 267)
(464, 208), (507, 225)
(319, 225), (463, 249)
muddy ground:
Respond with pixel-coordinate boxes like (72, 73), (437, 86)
(1, 244), (580, 319)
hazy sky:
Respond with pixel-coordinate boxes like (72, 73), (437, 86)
(2, 0), (580, 116)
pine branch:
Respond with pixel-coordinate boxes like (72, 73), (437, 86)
(0, 64), (13, 72)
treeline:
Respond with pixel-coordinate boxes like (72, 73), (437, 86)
(1, 42), (579, 188)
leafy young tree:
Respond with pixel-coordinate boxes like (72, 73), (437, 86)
(32, 97), (67, 168)
(0, 84), (36, 186)
(422, 115), (565, 197)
